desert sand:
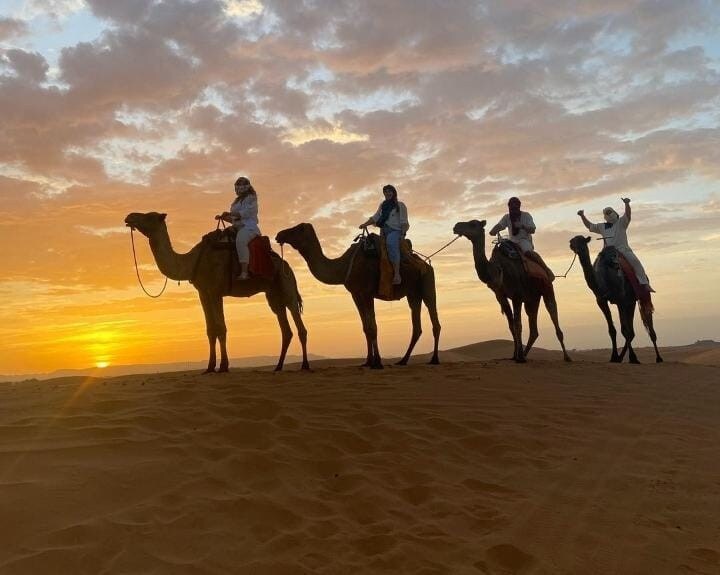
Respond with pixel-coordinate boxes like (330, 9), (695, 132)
(1, 342), (720, 574)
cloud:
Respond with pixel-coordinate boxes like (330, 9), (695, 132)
(2, 48), (48, 83)
(0, 17), (29, 41)
(3, 0), (720, 372)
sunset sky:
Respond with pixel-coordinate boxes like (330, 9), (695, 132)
(2, 0), (720, 375)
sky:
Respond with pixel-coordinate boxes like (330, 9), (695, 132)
(1, 0), (720, 375)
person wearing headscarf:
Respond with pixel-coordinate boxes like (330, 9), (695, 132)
(216, 176), (261, 280)
(489, 197), (555, 281)
(577, 197), (654, 292)
(359, 184), (409, 285)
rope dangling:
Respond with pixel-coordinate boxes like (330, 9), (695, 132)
(554, 253), (578, 279)
(130, 228), (168, 298)
(412, 234), (462, 263)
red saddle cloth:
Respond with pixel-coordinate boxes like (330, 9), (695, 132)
(617, 253), (651, 305)
(248, 236), (275, 280)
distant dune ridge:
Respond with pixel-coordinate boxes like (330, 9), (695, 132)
(3, 339), (718, 382)
(1, 342), (719, 573)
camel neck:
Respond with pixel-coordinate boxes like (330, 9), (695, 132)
(471, 236), (493, 284)
(297, 231), (355, 285)
(577, 246), (599, 293)
(148, 225), (198, 281)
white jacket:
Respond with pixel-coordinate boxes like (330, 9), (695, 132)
(230, 194), (261, 235)
(371, 201), (409, 233)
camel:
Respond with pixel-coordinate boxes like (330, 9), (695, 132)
(124, 212), (309, 373)
(569, 235), (662, 363)
(275, 223), (440, 369)
(453, 219), (571, 363)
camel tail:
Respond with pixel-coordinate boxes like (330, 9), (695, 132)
(639, 296), (654, 332)
(285, 259), (303, 315)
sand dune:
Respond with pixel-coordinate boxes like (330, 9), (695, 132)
(2, 354), (720, 574)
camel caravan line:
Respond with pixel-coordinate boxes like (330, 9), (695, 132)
(125, 191), (662, 372)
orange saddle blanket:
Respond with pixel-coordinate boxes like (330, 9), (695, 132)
(376, 238), (428, 300)
(520, 254), (554, 296)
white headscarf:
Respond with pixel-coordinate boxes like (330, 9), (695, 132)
(603, 207), (619, 224)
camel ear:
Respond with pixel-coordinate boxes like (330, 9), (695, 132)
(479, 220), (486, 227)
(584, 236), (591, 243)
(160, 213), (167, 221)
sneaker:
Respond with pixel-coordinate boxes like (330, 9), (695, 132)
(237, 272), (249, 281)
(392, 276), (402, 285)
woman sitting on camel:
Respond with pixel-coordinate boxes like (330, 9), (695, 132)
(359, 184), (409, 285)
(216, 176), (261, 280)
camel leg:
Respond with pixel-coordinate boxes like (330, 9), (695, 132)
(422, 270), (441, 364)
(496, 294), (517, 360)
(543, 295), (571, 362)
(512, 298), (525, 363)
(367, 299), (383, 369)
(641, 308), (663, 363)
(523, 296), (540, 357)
(618, 302), (639, 364)
(396, 293), (422, 366)
(289, 304), (310, 370)
(597, 298), (620, 362)
(352, 293), (382, 369)
(199, 291), (221, 374)
(216, 297), (229, 372)
(267, 293), (293, 372)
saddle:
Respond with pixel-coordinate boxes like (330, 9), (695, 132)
(353, 233), (430, 300)
(492, 240), (553, 296)
(495, 239), (522, 259)
(595, 247), (651, 305)
(204, 227), (275, 281)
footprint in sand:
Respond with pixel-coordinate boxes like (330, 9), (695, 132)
(484, 543), (536, 573)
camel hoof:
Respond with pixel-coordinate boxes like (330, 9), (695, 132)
(630, 358), (641, 364)
(301, 363), (311, 371)
(274, 366), (284, 372)
(515, 357), (527, 364)
(395, 359), (408, 366)
(202, 369), (215, 375)
(564, 356), (572, 362)
(428, 357), (440, 365)
(656, 357), (664, 363)
(609, 357), (621, 363)
(370, 363), (384, 370)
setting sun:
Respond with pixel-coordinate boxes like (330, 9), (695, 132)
(95, 361), (110, 369)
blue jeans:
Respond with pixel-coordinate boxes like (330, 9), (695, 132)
(383, 227), (401, 264)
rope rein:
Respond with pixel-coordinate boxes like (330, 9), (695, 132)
(554, 252), (577, 279)
(412, 234), (462, 265)
(130, 228), (168, 298)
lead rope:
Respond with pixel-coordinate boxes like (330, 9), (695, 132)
(411, 234), (462, 266)
(130, 228), (168, 298)
(554, 252), (577, 279)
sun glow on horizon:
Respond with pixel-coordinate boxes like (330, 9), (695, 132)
(95, 361), (110, 369)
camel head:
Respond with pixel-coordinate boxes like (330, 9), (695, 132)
(276, 223), (315, 252)
(569, 235), (591, 254)
(125, 212), (167, 238)
(453, 219), (487, 241)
